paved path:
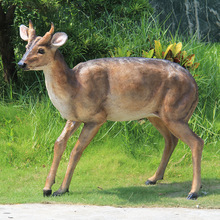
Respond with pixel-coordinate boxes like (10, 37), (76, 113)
(0, 204), (219, 220)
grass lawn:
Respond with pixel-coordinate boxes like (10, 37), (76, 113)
(0, 135), (219, 208)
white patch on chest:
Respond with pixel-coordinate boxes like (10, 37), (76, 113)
(43, 68), (73, 120)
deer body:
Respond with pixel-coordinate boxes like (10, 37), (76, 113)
(18, 21), (204, 200)
(44, 54), (196, 123)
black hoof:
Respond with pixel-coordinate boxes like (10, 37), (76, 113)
(52, 191), (62, 197)
(52, 188), (69, 197)
(187, 192), (198, 200)
(145, 180), (157, 185)
(43, 189), (52, 197)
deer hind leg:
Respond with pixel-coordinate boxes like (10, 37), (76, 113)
(145, 117), (178, 185)
(43, 120), (81, 197)
(164, 120), (204, 200)
(53, 122), (103, 196)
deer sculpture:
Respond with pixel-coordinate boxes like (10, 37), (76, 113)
(18, 21), (204, 200)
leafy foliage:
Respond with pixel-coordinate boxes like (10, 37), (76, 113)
(73, 0), (153, 20)
(142, 40), (200, 71)
(110, 40), (200, 71)
(109, 47), (132, 57)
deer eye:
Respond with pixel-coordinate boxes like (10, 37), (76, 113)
(38, 48), (45, 54)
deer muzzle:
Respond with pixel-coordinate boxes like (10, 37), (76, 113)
(18, 60), (27, 70)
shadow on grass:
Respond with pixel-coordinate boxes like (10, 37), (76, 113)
(97, 182), (190, 204)
(67, 179), (220, 205)
(107, 180), (220, 203)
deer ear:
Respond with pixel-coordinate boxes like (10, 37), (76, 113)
(19, 25), (29, 41)
(51, 32), (68, 48)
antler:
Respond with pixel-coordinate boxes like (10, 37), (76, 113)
(29, 20), (34, 29)
(28, 20), (36, 43)
(38, 22), (54, 45)
(49, 22), (54, 35)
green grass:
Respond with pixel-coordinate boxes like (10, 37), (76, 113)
(0, 138), (219, 208)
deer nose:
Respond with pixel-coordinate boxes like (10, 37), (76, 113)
(18, 61), (27, 69)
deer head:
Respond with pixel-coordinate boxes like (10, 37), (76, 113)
(18, 20), (68, 70)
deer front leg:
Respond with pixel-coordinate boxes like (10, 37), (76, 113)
(43, 120), (81, 197)
(53, 122), (103, 196)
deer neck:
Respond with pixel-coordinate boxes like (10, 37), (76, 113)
(43, 50), (77, 107)
(43, 50), (73, 90)
(43, 50), (70, 79)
